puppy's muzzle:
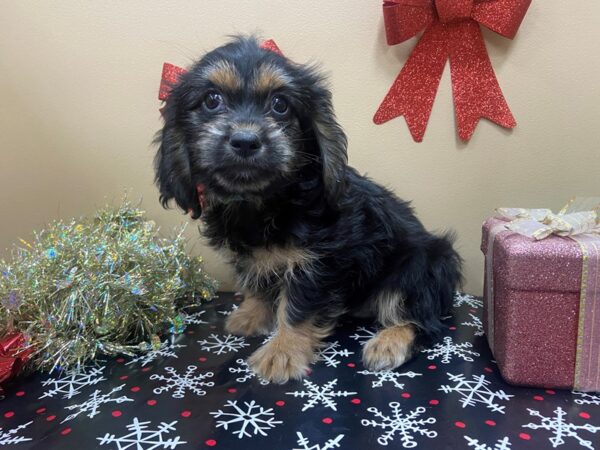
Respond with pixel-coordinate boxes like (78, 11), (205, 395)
(229, 130), (262, 158)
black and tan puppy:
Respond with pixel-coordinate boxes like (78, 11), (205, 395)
(155, 36), (462, 383)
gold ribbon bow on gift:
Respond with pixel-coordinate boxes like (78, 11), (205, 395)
(496, 198), (600, 240)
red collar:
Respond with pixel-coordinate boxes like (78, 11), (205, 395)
(197, 184), (206, 210)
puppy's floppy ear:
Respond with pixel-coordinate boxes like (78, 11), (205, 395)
(154, 101), (202, 219)
(302, 69), (348, 204)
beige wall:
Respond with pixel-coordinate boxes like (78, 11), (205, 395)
(1, 1), (599, 294)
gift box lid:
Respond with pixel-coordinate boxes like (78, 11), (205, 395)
(481, 217), (583, 293)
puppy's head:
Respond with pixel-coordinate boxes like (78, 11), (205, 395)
(155, 36), (347, 218)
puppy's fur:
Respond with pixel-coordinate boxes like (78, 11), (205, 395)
(155, 36), (462, 383)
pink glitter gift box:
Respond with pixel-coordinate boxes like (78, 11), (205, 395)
(482, 215), (600, 391)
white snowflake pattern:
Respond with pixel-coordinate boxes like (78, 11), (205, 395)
(421, 336), (480, 364)
(316, 341), (353, 367)
(40, 366), (106, 399)
(0, 421), (32, 445)
(210, 400), (282, 439)
(97, 417), (186, 449)
(125, 341), (187, 367)
(217, 304), (239, 316)
(453, 292), (483, 309)
(464, 435), (512, 450)
(293, 432), (345, 450)
(357, 369), (422, 389)
(573, 391), (600, 406)
(462, 313), (484, 336)
(198, 333), (249, 355)
(439, 373), (513, 413)
(229, 358), (269, 385)
(182, 310), (208, 325)
(286, 378), (357, 412)
(523, 407), (600, 449)
(361, 401), (437, 447)
(150, 365), (214, 398)
(349, 326), (377, 346)
(61, 384), (133, 423)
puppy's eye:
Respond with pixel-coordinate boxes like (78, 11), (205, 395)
(203, 91), (224, 111)
(271, 95), (288, 116)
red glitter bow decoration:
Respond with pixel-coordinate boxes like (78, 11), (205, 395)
(0, 332), (32, 398)
(374, 0), (531, 142)
(158, 39), (284, 102)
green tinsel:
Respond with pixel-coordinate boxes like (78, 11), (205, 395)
(0, 200), (217, 373)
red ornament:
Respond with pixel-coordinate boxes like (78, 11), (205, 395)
(0, 332), (33, 398)
(374, 0), (531, 142)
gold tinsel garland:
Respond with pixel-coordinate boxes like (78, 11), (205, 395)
(0, 200), (217, 373)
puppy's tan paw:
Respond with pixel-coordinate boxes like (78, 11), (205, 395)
(225, 298), (273, 337)
(362, 325), (415, 371)
(248, 341), (312, 384)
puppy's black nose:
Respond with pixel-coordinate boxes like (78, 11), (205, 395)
(229, 131), (262, 157)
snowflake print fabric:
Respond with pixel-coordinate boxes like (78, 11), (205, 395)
(197, 333), (249, 355)
(0, 293), (598, 449)
(150, 365), (214, 398)
(361, 401), (437, 447)
(210, 400), (282, 438)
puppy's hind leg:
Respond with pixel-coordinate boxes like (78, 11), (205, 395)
(225, 292), (275, 337)
(362, 289), (416, 371)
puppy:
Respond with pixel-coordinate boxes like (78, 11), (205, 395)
(155, 36), (462, 383)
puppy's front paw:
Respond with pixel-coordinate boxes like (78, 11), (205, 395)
(248, 341), (312, 384)
(362, 325), (415, 371)
(225, 298), (273, 337)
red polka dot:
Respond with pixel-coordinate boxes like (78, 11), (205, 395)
(198, 357), (207, 362)
(227, 388), (237, 394)
(401, 393), (411, 398)
(187, 330), (195, 335)
(147, 399), (157, 406)
(579, 412), (591, 419)
(15, 391), (25, 397)
(455, 421), (466, 429)
(181, 410), (192, 418)
(119, 375), (128, 380)
(322, 418), (333, 424)
(3, 411), (15, 418)
(205, 439), (217, 447)
(210, 325), (217, 330)
(484, 367), (493, 373)
(429, 400), (439, 406)
(112, 410), (122, 417)
(36, 407), (46, 414)
(142, 367), (152, 372)
(306, 369), (313, 375)
(427, 365), (437, 370)
(275, 401), (285, 407)
(46, 415), (56, 422)
(116, 358), (125, 363)
(533, 395), (544, 401)
(485, 420), (496, 426)
(130, 386), (140, 392)
(545, 389), (556, 395)
(347, 363), (356, 368)
(449, 326), (457, 330)
(351, 398), (361, 405)
(519, 433), (531, 441)
(60, 428), (72, 436)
